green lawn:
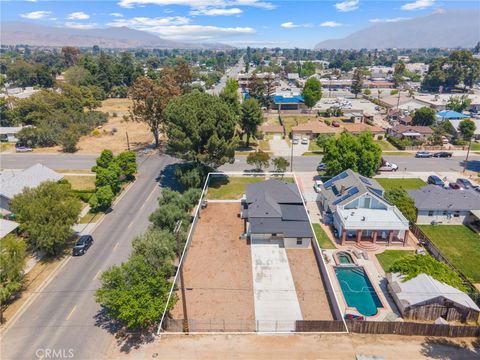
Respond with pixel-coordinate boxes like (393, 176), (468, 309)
(470, 142), (480, 151)
(375, 140), (397, 151)
(207, 176), (294, 200)
(376, 178), (426, 191)
(419, 225), (480, 282)
(308, 140), (322, 152)
(63, 175), (96, 190)
(376, 250), (415, 272)
(312, 223), (336, 249)
(78, 211), (102, 224)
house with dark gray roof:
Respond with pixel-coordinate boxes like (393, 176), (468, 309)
(241, 179), (313, 248)
(408, 185), (480, 225)
(319, 169), (410, 246)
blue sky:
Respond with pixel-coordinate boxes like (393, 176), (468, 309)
(1, 0), (476, 48)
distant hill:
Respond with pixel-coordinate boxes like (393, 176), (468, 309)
(315, 9), (480, 50)
(0, 22), (231, 49)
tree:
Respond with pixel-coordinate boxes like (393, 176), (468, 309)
(240, 98), (263, 147)
(412, 107), (436, 126)
(315, 134), (334, 151)
(128, 75), (181, 148)
(132, 229), (176, 274)
(116, 151), (137, 180)
(10, 182), (81, 255)
(95, 149), (115, 169)
(248, 73), (265, 102)
(220, 78), (240, 116)
(89, 185), (115, 212)
(351, 68), (363, 98)
(61, 46), (80, 67)
(165, 91), (237, 168)
(458, 119), (476, 141)
(63, 66), (91, 86)
(95, 165), (121, 193)
(173, 59), (193, 94)
(0, 235), (27, 303)
(446, 95), (472, 113)
(302, 77), (322, 109)
(322, 131), (381, 177)
(95, 255), (173, 330)
(246, 150), (270, 170)
(272, 157), (289, 172)
(384, 188), (416, 223)
(59, 131), (79, 153)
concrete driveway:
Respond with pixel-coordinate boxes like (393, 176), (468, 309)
(250, 239), (302, 332)
(268, 138), (291, 156)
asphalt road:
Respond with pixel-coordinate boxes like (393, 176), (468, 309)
(207, 57), (244, 95)
(1, 153), (97, 170)
(0, 153), (178, 360)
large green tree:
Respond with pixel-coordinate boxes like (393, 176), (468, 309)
(11, 182), (82, 255)
(246, 150), (270, 170)
(351, 68), (364, 98)
(446, 95), (472, 113)
(322, 131), (381, 177)
(458, 119), (476, 141)
(165, 91), (237, 168)
(384, 188), (416, 223)
(240, 98), (263, 147)
(220, 78), (240, 116)
(412, 107), (436, 126)
(0, 235), (27, 303)
(302, 77), (322, 109)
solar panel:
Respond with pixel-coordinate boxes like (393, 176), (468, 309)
(324, 171), (348, 189)
(332, 186), (359, 206)
(359, 176), (372, 185)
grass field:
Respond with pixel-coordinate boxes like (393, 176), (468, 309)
(376, 250), (415, 272)
(375, 140), (397, 151)
(0, 143), (15, 153)
(207, 176), (294, 200)
(63, 175), (96, 190)
(470, 142), (480, 151)
(308, 140), (322, 152)
(312, 224), (336, 249)
(78, 211), (102, 224)
(376, 178), (426, 191)
(280, 115), (317, 135)
(419, 225), (480, 282)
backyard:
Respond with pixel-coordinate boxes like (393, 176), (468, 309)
(312, 224), (336, 249)
(375, 178), (426, 191)
(63, 175), (96, 190)
(206, 176), (294, 200)
(375, 250), (415, 272)
(419, 225), (480, 283)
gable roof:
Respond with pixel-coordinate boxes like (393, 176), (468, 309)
(390, 125), (434, 135)
(448, 118), (480, 136)
(408, 185), (480, 211)
(292, 120), (340, 134)
(389, 273), (480, 312)
(259, 124), (284, 134)
(343, 123), (385, 134)
(320, 169), (385, 212)
(0, 164), (63, 200)
(245, 179), (313, 238)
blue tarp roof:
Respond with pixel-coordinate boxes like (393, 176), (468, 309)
(273, 95), (304, 104)
(436, 110), (469, 119)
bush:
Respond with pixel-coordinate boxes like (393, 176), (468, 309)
(60, 131), (79, 153)
(112, 112), (118, 118)
(91, 129), (101, 137)
(386, 135), (407, 150)
(363, 89), (371, 95)
(377, 135), (383, 141)
(390, 89), (399, 95)
(89, 185), (114, 212)
(72, 189), (95, 202)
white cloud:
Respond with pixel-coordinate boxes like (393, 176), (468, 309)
(20, 11), (52, 20)
(67, 12), (90, 20)
(117, 0), (274, 10)
(63, 22), (98, 29)
(401, 0), (435, 11)
(320, 21), (343, 27)
(26, 0), (38, 2)
(190, 7), (242, 16)
(369, 17), (410, 23)
(335, 0), (359, 12)
(108, 16), (191, 27)
(280, 21), (312, 29)
(110, 12), (124, 17)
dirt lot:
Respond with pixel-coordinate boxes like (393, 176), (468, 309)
(109, 333), (480, 360)
(170, 203), (255, 331)
(33, 98), (153, 155)
(286, 248), (333, 320)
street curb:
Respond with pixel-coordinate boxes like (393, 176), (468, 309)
(0, 174), (139, 336)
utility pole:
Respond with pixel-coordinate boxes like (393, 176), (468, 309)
(125, 131), (130, 151)
(174, 220), (189, 334)
(463, 139), (472, 173)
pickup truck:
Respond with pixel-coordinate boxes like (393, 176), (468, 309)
(378, 160), (398, 172)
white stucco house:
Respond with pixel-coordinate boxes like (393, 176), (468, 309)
(319, 169), (410, 246)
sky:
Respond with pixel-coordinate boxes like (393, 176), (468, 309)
(1, 0), (477, 48)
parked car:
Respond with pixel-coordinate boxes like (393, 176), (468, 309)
(72, 235), (93, 256)
(15, 145), (33, 152)
(433, 151), (453, 158)
(415, 151), (433, 158)
(317, 162), (327, 171)
(378, 158), (398, 172)
(427, 175), (445, 187)
(301, 137), (308, 145)
(292, 137), (300, 145)
(456, 178), (475, 189)
(332, 121), (341, 128)
(449, 183), (461, 190)
(313, 179), (323, 193)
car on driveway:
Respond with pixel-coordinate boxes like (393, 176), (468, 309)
(456, 178), (475, 189)
(427, 175), (445, 187)
(317, 162), (327, 171)
(301, 137), (308, 145)
(292, 137), (300, 145)
(415, 151), (433, 158)
(313, 179), (323, 193)
(73, 235), (93, 256)
(433, 151), (453, 158)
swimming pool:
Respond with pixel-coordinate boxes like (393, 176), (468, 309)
(337, 251), (354, 264)
(334, 266), (383, 316)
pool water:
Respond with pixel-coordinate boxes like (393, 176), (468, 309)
(337, 252), (354, 264)
(335, 266), (383, 316)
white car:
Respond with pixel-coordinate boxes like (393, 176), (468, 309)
(313, 179), (323, 193)
(301, 137), (308, 145)
(292, 137), (300, 145)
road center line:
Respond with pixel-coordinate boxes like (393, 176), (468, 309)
(145, 184), (158, 204)
(128, 220), (134, 228)
(66, 305), (77, 321)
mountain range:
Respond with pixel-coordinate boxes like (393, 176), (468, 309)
(0, 22), (231, 49)
(315, 9), (480, 50)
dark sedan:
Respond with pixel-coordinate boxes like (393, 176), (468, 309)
(427, 175), (445, 186)
(72, 235), (93, 256)
(415, 151), (433, 158)
(433, 151), (453, 158)
(449, 183), (461, 190)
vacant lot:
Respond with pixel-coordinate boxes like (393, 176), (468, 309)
(376, 250), (415, 272)
(376, 178), (426, 191)
(63, 175), (95, 190)
(419, 225), (480, 282)
(170, 203), (255, 331)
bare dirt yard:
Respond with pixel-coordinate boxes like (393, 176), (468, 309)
(286, 248), (333, 320)
(33, 98), (153, 155)
(109, 333), (480, 360)
(169, 203), (255, 331)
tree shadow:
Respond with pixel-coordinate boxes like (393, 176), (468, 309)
(420, 337), (480, 359)
(155, 162), (181, 191)
(464, 159), (480, 172)
(94, 308), (156, 354)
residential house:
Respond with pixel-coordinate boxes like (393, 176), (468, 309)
(291, 120), (339, 140)
(0, 219), (19, 239)
(388, 125), (434, 141)
(241, 179), (313, 249)
(387, 273), (480, 323)
(258, 124), (284, 139)
(0, 164), (64, 214)
(408, 185), (480, 225)
(318, 170), (410, 246)
(343, 123), (385, 139)
(436, 110), (469, 121)
(448, 118), (480, 141)
(0, 126), (23, 142)
(378, 94), (425, 111)
(416, 94), (480, 112)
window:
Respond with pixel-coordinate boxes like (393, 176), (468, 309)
(454, 211), (460, 217)
(364, 197), (371, 209)
(296, 238), (303, 245)
(428, 210), (434, 216)
(272, 233), (277, 236)
(443, 210), (448, 216)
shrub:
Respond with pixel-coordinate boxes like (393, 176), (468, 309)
(112, 112), (118, 118)
(91, 129), (101, 137)
(377, 135), (383, 141)
(60, 132), (79, 153)
(89, 185), (114, 212)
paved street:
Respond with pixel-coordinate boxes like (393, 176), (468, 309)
(207, 57), (244, 95)
(0, 153), (178, 360)
(1, 153), (97, 170)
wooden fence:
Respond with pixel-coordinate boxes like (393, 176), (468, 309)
(295, 320), (347, 333)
